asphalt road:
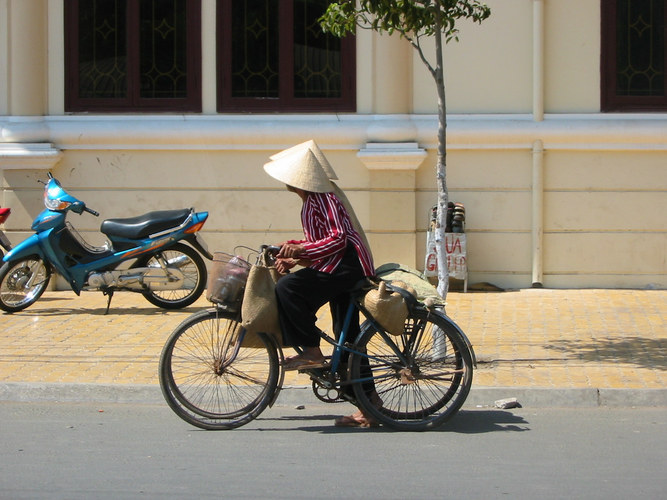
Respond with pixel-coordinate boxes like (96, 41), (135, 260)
(1, 402), (665, 499)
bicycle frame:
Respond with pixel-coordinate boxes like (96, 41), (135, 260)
(159, 252), (477, 431)
(242, 284), (476, 395)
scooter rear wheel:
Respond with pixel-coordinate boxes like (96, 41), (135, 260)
(134, 242), (207, 309)
(0, 256), (51, 313)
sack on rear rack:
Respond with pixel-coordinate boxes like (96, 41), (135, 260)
(363, 280), (417, 336)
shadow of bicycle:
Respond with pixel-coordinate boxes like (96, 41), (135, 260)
(255, 409), (530, 434)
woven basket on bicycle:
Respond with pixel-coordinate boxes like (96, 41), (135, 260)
(206, 252), (251, 311)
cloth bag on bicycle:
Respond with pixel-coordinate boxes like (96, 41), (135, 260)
(241, 249), (283, 347)
(363, 280), (417, 336)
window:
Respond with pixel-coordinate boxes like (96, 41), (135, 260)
(65, 0), (201, 112)
(217, 0), (356, 112)
(601, 0), (667, 111)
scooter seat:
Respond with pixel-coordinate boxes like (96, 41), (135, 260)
(100, 208), (191, 240)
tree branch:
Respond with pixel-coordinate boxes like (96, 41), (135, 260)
(409, 34), (437, 79)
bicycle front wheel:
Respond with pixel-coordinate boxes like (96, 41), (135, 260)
(349, 307), (474, 431)
(159, 308), (280, 430)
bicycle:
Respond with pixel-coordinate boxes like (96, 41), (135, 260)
(159, 246), (476, 431)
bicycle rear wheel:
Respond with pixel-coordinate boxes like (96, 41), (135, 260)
(159, 308), (280, 430)
(349, 307), (473, 431)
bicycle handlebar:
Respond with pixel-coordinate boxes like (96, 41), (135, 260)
(261, 245), (281, 255)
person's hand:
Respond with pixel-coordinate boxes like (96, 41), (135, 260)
(277, 242), (305, 259)
(296, 258), (313, 268)
(275, 257), (297, 274)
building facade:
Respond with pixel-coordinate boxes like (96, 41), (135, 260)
(1, 0), (665, 290)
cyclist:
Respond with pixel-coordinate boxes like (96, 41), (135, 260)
(263, 145), (379, 427)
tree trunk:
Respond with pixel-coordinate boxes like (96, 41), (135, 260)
(433, 15), (449, 301)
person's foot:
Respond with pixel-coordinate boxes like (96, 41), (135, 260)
(281, 355), (328, 371)
(280, 348), (327, 371)
(334, 391), (383, 427)
(334, 410), (378, 428)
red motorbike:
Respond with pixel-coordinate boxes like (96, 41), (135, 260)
(0, 207), (11, 258)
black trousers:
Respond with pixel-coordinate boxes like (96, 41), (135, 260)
(275, 244), (364, 348)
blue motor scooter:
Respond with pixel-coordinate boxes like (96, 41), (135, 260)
(0, 173), (212, 313)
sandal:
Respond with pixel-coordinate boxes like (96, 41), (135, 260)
(334, 410), (379, 428)
(281, 355), (328, 371)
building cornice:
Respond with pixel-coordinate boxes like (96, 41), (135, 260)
(1, 114), (666, 152)
(0, 142), (62, 170)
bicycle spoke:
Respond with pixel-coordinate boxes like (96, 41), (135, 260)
(349, 307), (473, 430)
(159, 309), (279, 429)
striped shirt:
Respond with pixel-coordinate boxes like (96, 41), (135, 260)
(287, 192), (374, 276)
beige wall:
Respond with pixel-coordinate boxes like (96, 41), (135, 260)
(413, 0), (534, 114)
(544, 0), (600, 112)
(412, 0), (600, 114)
(416, 145), (667, 289)
(1, 0), (666, 291)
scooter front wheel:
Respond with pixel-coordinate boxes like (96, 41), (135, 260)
(134, 242), (207, 309)
(0, 256), (51, 313)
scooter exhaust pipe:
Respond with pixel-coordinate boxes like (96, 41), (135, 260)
(165, 254), (190, 267)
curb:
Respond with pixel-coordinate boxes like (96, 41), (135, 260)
(1, 382), (665, 408)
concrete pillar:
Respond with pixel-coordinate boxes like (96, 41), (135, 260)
(372, 32), (412, 113)
(201, 0), (217, 114)
(6, 0), (48, 115)
(0, 0), (9, 115)
(358, 142), (427, 268)
(533, 0), (545, 121)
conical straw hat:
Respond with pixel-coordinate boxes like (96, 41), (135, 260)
(263, 148), (334, 193)
(270, 140), (338, 180)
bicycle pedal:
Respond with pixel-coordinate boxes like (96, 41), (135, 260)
(298, 365), (330, 374)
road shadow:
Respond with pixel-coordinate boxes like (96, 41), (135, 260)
(545, 337), (666, 371)
(255, 409), (529, 434)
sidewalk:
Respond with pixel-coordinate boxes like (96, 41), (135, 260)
(1, 288), (665, 407)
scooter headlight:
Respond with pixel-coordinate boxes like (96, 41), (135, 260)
(44, 190), (71, 211)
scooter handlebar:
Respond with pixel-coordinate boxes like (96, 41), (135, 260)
(84, 207), (100, 217)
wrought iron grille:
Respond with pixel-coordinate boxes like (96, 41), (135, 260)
(615, 0), (665, 97)
(78, 0), (128, 98)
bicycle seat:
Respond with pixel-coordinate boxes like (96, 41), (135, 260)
(350, 277), (377, 295)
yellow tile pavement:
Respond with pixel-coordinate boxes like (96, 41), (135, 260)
(0, 288), (665, 391)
